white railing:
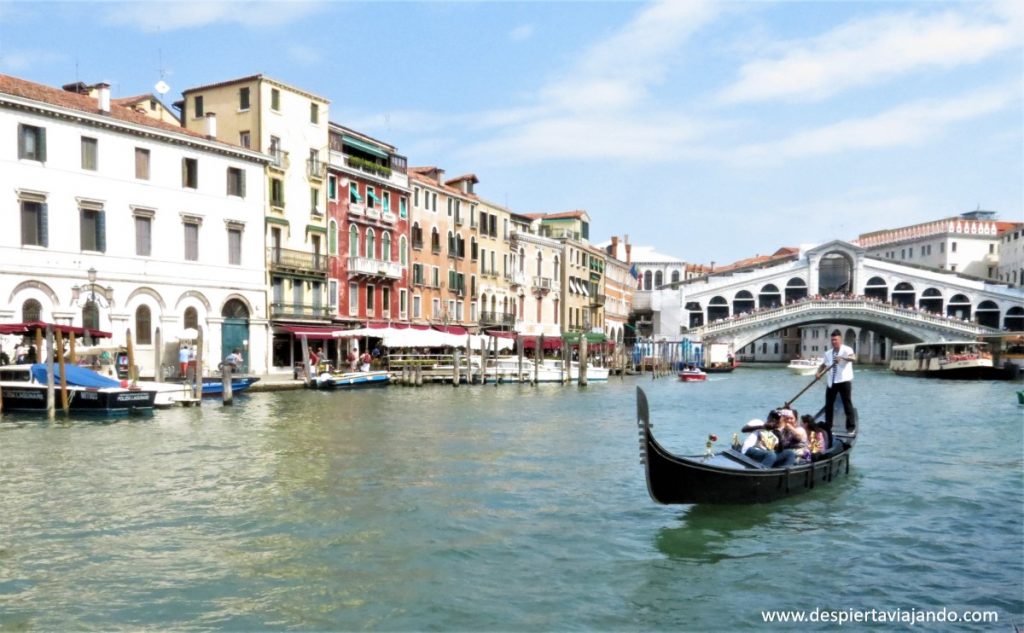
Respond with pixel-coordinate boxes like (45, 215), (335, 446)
(382, 211), (397, 224)
(349, 203), (365, 217)
(694, 298), (994, 337)
(365, 207), (381, 220)
(348, 256), (402, 279)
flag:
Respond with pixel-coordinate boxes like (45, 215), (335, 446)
(629, 263), (639, 279)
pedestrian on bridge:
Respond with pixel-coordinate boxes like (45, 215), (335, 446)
(819, 330), (856, 447)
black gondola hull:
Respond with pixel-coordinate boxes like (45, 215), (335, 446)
(1, 384), (156, 414)
(637, 387), (856, 504)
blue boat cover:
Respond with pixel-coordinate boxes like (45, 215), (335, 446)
(31, 363), (121, 389)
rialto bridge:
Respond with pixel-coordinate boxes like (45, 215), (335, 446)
(634, 240), (1023, 357)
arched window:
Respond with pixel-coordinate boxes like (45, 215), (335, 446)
(654, 271), (663, 287)
(349, 225), (359, 257)
(818, 252), (853, 295)
(222, 299), (249, 319)
(135, 305), (152, 345)
(733, 290), (755, 314)
(864, 276), (888, 302)
(785, 277), (808, 303)
(758, 284), (781, 309)
(447, 230), (455, 256)
(366, 228), (376, 260)
(671, 270), (680, 284)
(975, 300), (1000, 328)
(22, 298), (41, 322)
(328, 219), (338, 255)
(708, 296), (729, 321)
(643, 270), (652, 290)
(411, 222), (422, 249)
(381, 231), (391, 262)
(553, 256), (560, 282)
(431, 227), (440, 253)
(184, 307), (198, 330)
(946, 294), (971, 320)
(919, 288), (943, 314)
(400, 236), (408, 266)
(536, 251), (543, 277)
(892, 282), (916, 308)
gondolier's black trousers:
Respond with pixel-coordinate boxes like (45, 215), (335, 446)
(824, 381), (854, 444)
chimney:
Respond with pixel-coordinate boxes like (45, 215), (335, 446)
(625, 242), (632, 265)
(610, 235), (619, 259)
(204, 112), (217, 139)
(97, 83), (111, 114)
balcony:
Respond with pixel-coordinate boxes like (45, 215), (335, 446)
(349, 203), (365, 217)
(348, 256), (402, 280)
(268, 149), (290, 172)
(365, 206), (381, 220)
(382, 211), (397, 224)
(589, 293), (607, 308)
(267, 247), (328, 274)
(533, 276), (553, 291)
(412, 239), (424, 250)
(480, 311), (516, 328)
(506, 271), (528, 287)
(307, 158), (326, 181)
(270, 302), (331, 320)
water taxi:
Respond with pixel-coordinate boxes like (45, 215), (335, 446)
(0, 364), (157, 414)
(786, 358), (821, 376)
(889, 341), (1009, 380)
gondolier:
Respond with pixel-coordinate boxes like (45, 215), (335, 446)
(819, 330), (856, 445)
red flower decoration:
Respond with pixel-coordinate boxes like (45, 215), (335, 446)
(709, 434), (718, 442)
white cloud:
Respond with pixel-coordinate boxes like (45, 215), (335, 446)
(104, 1), (322, 32)
(719, 8), (1022, 104)
(0, 49), (64, 72)
(508, 24), (534, 42)
(729, 87), (1016, 163)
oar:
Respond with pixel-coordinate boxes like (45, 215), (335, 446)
(783, 359), (838, 408)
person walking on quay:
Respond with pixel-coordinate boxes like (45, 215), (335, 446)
(178, 345), (190, 378)
(818, 330), (856, 447)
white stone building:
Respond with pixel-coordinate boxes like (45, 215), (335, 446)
(0, 73), (270, 376)
(996, 223), (1024, 288)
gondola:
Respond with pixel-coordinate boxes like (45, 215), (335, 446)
(635, 387), (857, 504)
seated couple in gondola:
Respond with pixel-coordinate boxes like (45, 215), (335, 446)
(737, 409), (827, 468)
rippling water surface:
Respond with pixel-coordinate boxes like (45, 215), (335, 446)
(1, 369), (1021, 630)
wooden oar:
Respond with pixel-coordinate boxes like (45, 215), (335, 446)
(783, 359), (838, 408)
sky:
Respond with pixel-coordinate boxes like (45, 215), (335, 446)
(0, 0), (1021, 265)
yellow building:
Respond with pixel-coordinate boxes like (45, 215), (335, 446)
(179, 75), (330, 369)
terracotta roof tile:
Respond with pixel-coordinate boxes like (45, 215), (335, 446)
(0, 73), (216, 143)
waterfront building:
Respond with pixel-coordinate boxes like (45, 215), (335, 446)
(474, 195), (516, 331)
(625, 245), (687, 340)
(326, 124), (410, 329)
(995, 222), (1024, 288)
(856, 209), (1015, 280)
(407, 167), (476, 328)
(508, 213), (562, 337)
(602, 236), (636, 345)
(178, 75), (330, 370)
(0, 73), (270, 374)
(530, 211), (606, 338)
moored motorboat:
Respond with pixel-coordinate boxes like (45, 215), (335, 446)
(0, 364), (157, 414)
(200, 376), (261, 396)
(635, 387), (856, 504)
(314, 370), (390, 389)
(786, 358), (821, 375)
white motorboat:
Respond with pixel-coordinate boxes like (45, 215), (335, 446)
(786, 358), (821, 376)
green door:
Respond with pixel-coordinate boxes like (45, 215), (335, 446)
(221, 318), (249, 373)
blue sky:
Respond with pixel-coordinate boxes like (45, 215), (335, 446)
(1, 0), (1020, 265)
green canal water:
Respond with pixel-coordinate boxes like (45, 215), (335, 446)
(1, 369), (1021, 631)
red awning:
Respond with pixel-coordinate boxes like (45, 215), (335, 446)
(0, 321), (112, 338)
(521, 335), (563, 350)
(433, 325), (468, 336)
(484, 330), (518, 339)
(274, 324), (340, 340)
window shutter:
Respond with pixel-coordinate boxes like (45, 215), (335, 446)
(40, 203), (49, 247)
(97, 211), (106, 253)
(181, 159), (187, 187)
(240, 171), (246, 198)
(17, 125), (26, 159)
(38, 128), (46, 162)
